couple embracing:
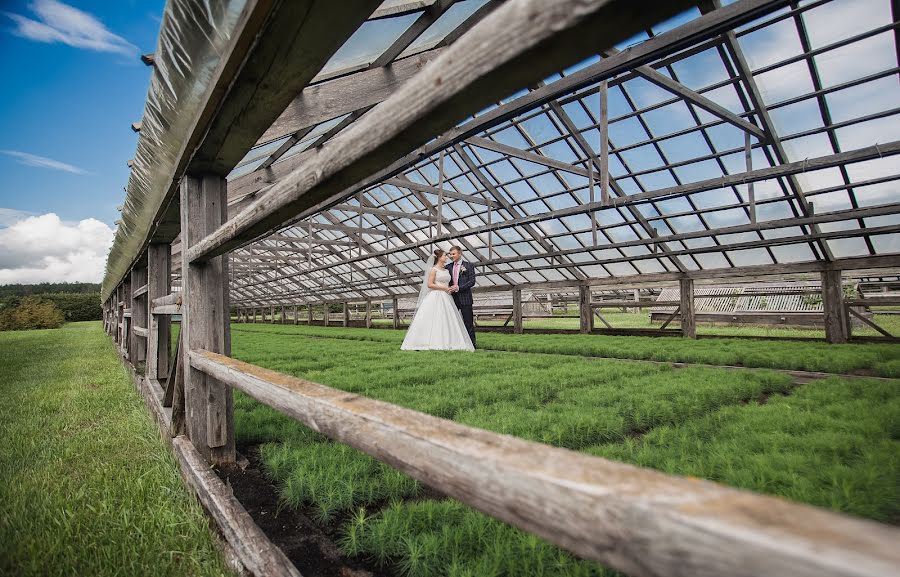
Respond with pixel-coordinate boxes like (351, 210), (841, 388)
(401, 246), (476, 351)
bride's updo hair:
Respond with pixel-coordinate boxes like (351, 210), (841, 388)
(432, 249), (444, 261)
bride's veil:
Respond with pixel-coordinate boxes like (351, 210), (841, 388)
(412, 254), (436, 320)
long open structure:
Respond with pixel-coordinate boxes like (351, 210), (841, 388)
(101, 1), (900, 576)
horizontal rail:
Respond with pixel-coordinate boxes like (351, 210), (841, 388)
(845, 298), (900, 306)
(152, 304), (181, 315)
(132, 325), (148, 338)
(189, 349), (900, 577)
(122, 310), (132, 318)
(593, 300), (678, 307)
(152, 293), (182, 307)
(132, 284), (148, 298)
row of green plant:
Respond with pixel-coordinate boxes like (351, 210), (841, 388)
(228, 328), (898, 576)
(231, 323), (900, 377)
(0, 322), (233, 576)
(0, 296), (66, 330)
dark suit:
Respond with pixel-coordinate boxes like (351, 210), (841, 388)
(447, 260), (476, 346)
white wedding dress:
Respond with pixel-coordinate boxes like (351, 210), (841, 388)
(401, 267), (474, 351)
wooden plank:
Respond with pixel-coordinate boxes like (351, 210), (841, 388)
(180, 175), (235, 464)
(132, 283), (149, 298)
(512, 288), (523, 334)
(821, 269), (848, 344)
(186, 0), (696, 263)
(147, 243), (171, 380)
(152, 292), (181, 307)
(163, 330), (182, 409)
(384, 177), (503, 209)
(190, 349), (900, 577)
(658, 306), (681, 330)
(172, 436), (303, 577)
(680, 278), (696, 338)
(579, 286), (591, 334)
(152, 304), (182, 315)
(130, 267), (148, 365)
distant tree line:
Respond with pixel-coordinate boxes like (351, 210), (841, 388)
(0, 283), (101, 331)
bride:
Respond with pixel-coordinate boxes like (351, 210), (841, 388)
(401, 249), (475, 351)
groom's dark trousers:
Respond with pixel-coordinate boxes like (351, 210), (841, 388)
(447, 261), (476, 347)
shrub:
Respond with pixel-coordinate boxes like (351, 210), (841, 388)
(0, 296), (65, 330)
(34, 292), (101, 321)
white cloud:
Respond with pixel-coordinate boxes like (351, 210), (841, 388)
(0, 212), (114, 284)
(0, 208), (37, 227)
(5, 0), (137, 56)
(0, 149), (88, 174)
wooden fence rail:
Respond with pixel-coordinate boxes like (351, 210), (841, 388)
(189, 348), (900, 577)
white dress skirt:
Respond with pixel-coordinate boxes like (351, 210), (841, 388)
(401, 268), (475, 351)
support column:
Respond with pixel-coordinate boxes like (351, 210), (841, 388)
(821, 269), (848, 344)
(270, 306), (275, 324)
(280, 305), (286, 324)
(579, 286), (592, 334)
(323, 303), (329, 326)
(147, 243), (171, 380)
(365, 300), (372, 329)
(392, 297), (399, 329)
(513, 288), (523, 334)
(307, 304), (313, 325)
(343, 302), (349, 327)
(293, 305), (298, 325)
(680, 278), (696, 339)
(632, 288), (641, 314)
(180, 174), (235, 465)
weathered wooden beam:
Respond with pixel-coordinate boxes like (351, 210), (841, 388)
(579, 285), (591, 334)
(180, 175), (235, 465)
(680, 278), (696, 339)
(190, 349), (900, 577)
(331, 203), (438, 222)
(384, 177), (503, 209)
(132, 283), (149, 298)
(147, 243), (171, 380)
(821, 269), (848, 344)
(512, 288), (523, 334)
(186, 0), (696, 263)
(130, 267), (148, 365)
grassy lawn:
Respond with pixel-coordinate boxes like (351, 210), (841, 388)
(231, 322), (900, 377)
(0, 322), (233, 577)
(227, 326), (899, 576)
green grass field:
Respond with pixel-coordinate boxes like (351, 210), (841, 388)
(0, 322), (233, 577)
(227, 324), (900, 577)
(230, 322), (900, 377)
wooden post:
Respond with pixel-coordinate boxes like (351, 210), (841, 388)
(343, 302), (349, 327)
(123, 279), (132, 360)
(293, 305), (298, 325)
(513, 288), (524, 334)
(393, 297), (399, 329)
(821, 269), (848, 344)
(180, 174), (235, 465)
(307, 304), (313, 325)
(280, 305), (286, 324)
(579, 286), (591, 334)
(365, 300), (372, 329)
(680, 278), (696, 339)
(270, 306), (275, 324)
(147, 243), (171, 380)
(632, 288), (641, 314)
(323, 303), (329, 326)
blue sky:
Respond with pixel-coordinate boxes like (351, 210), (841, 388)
(0, 0), (164, 282)
(0, 0), (164, 225)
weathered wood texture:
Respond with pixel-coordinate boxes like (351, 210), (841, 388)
(190, 349), (900, 577)
(579, 286), (592, 334)
(172, 436), (303, 577)
(130, 267), (148, 364)
(680, 278), (696, 339)
(821, 269), (848, 343)
(147, 243), (171, 380)
(186, 0), (695, 262)
(180, 175), (235, 464)
(513, 288), (523, 334)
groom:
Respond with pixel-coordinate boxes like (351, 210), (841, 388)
(446, 246), (476, 347)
